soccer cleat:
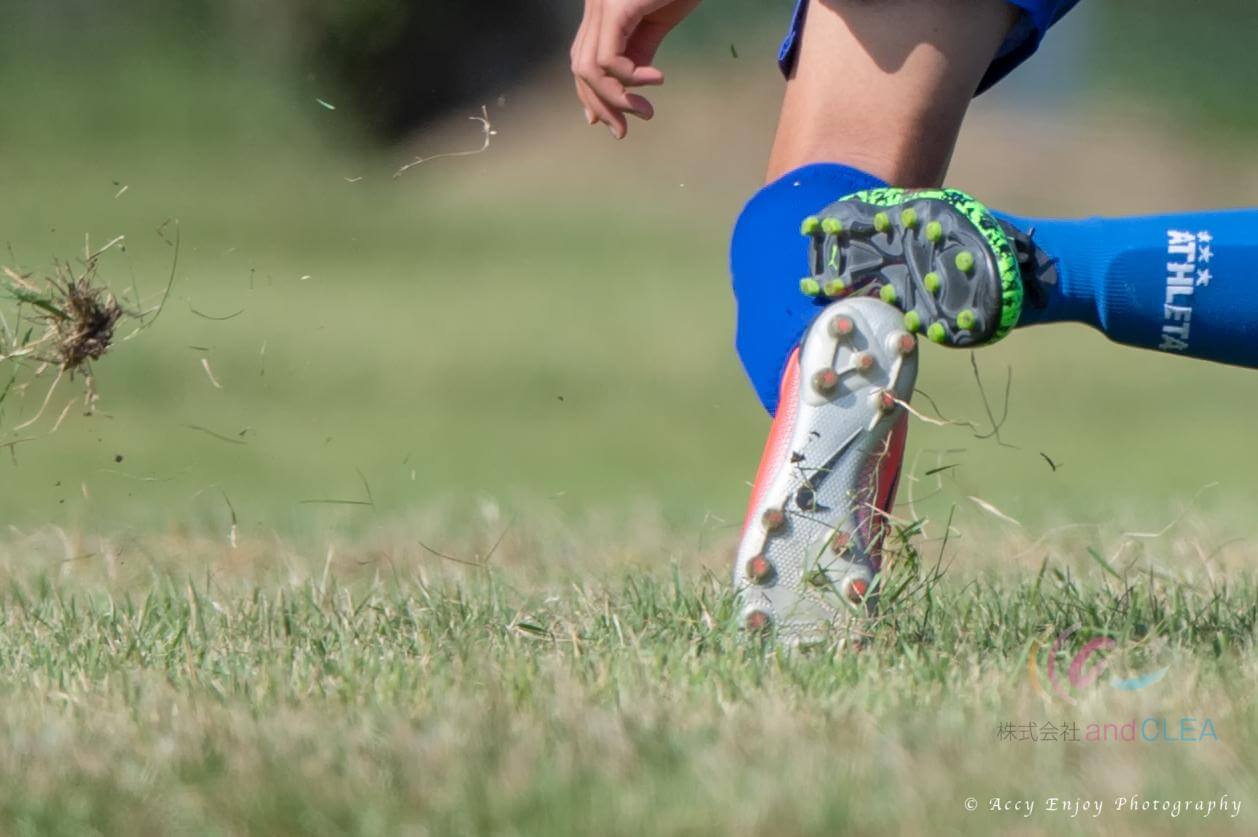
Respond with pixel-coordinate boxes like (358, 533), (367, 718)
(799, 188), (1024, 347)
(734, 297), (919, 644)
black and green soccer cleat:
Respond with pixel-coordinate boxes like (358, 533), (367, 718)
(799, 188), (1024, 347)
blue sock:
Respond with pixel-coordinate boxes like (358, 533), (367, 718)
(731, 163), (886, 415)
(732, 166), (1258, 414)
(1002, 208), (1258, 366)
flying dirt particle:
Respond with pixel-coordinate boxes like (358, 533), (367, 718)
(183, 424), (247, 446)
(221, 490), (239, 548)
(200, 357), (223, 389)
(394, 105), (497, 178)
(968, 495), (1022, 527)
(316, 98), (336, 111)
(114, 454), (123, 463)
(188, 303), (244, 321)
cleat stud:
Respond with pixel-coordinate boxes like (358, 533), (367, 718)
(875, 389), (897, 413)
(821, 217), (843, 235)
(830, 531), (851, 554)
(900, 208), (918, 229)
(823, 279), (847, 297)
(879, 284), (898, 304)
(853, 352), (876, 373)
(761, 508), (787, 533)
(812, 368), (840, 395)
(927, 322), (948, 344)
(800, 278), (822, 297)
(746, 555), (775, 585)
(745, 609), (772, 632)
(925, 221), (943, 243)
(874, 212), (891, 233)
(888, 331), (917, 355)
(828, 314), (855, 338)
(801, 216), (821, 236)
(955, 251), (975, 273)
(956, 309), (977, 331)
(843, 577), (870, 603)
(903, 310), (922, 333)
(923, 272), (941, 294)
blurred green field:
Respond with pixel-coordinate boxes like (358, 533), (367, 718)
(3, 7), (1258, 834)
(3, 51), (1258, 548)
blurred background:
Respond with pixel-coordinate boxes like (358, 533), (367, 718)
(2, 0), (1258, 557)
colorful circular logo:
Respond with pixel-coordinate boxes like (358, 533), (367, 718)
(1028, 624), (1170, 703)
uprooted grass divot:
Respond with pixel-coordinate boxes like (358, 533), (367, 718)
(1, 256), (125, 434)
(0, 226), (178, 436)
(2, 259), (123, 373)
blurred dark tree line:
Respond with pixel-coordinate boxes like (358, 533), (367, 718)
(280, 1), (577, 140)
(7, 0), (1258, 145)
(5, 0), (579, 143)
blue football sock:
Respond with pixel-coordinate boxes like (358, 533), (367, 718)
(731, 163), (887, 415)
(732, 164), (1258, 416)
(1001, 208), (1258, 366)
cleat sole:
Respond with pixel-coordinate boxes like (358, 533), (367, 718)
(732, 298), (919, 644)
(799, 188), (1023, 347)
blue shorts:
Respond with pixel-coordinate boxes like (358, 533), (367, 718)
(778, 0), (1083, 94)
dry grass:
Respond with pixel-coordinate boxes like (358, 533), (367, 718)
(0, 227), (179, 441)
(0, 254), (125, 438)
(2, 257), (122, 373)
(0, 513), (1254, 836)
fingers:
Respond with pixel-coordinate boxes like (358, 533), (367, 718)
(577, 76), (621, 134)
(575, 82), (595, 126)
(572, 1), (625, 137)
(570, 6), (601, 126)
(579, 4), (631, 138)
(596, 6), (664, 88)
(570, 0), (663, 139)
(600, 54), (665, 88)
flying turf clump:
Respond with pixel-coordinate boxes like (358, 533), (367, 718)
(0, 255), (134, 436)
(3, 258), (123, 374)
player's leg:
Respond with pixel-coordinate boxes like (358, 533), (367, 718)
(1000, 209), (1258, 367)
(766, 3), (1258, 370)
(767, 0), (1020, 186)
(798, 180), (1258, 370)
(731, 0), (1022, 640)
(734, 0), (1021, 416)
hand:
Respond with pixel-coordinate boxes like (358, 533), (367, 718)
(570, 0), (703, 139)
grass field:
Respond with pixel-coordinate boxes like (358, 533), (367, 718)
(3, 20), (1258, 834)
(0, 532), (1254, 835)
